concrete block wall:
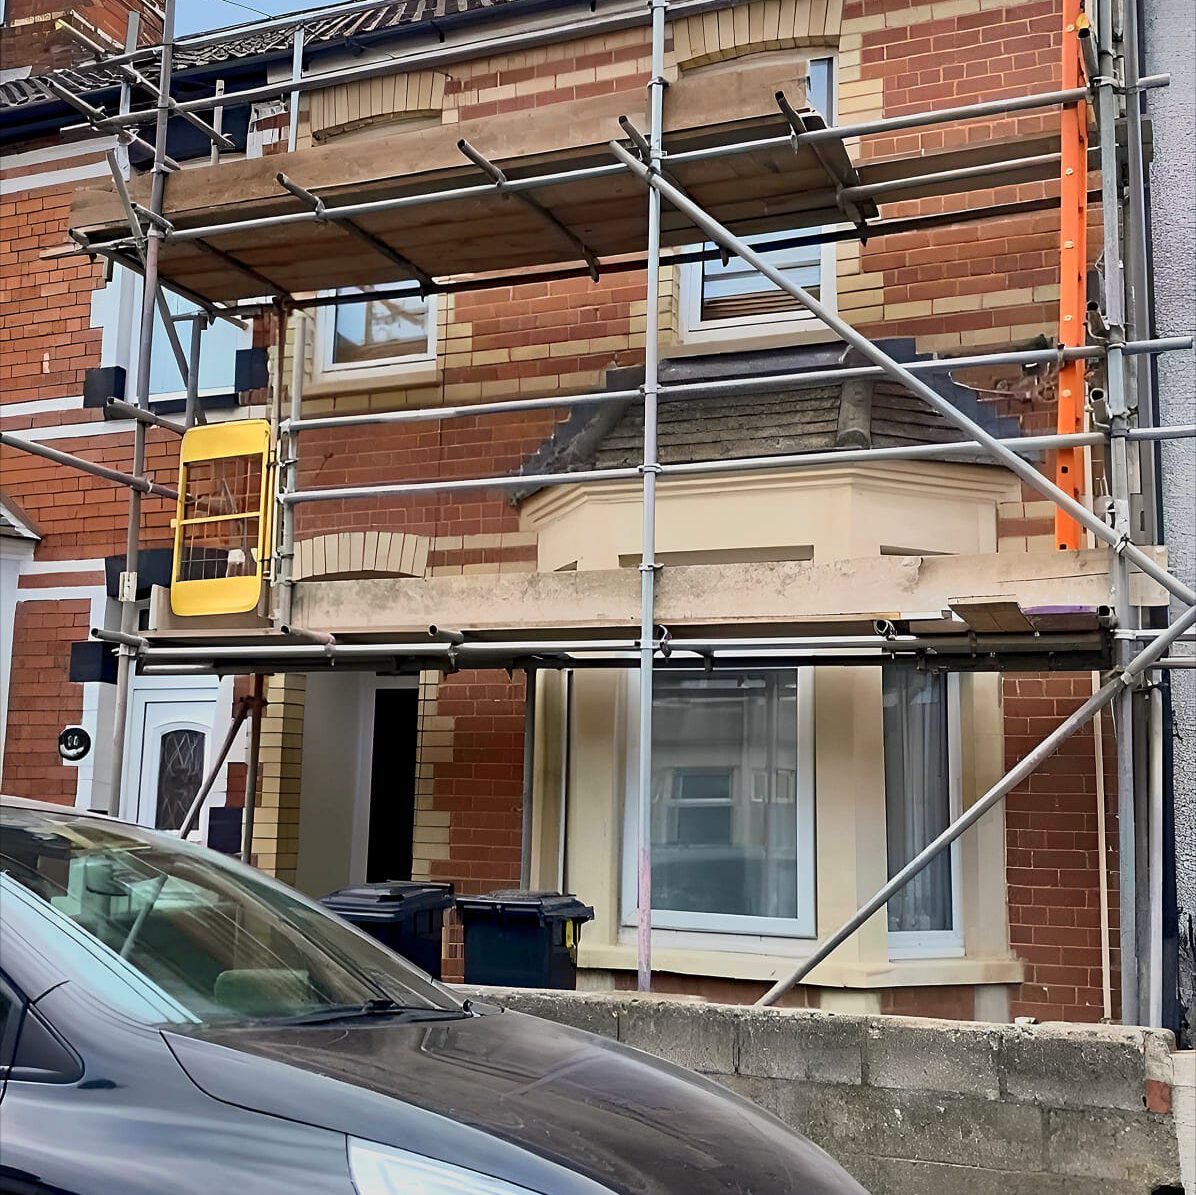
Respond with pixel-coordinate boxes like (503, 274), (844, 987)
(466, 989), (1186, 1195)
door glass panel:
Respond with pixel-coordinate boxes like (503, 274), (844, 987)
(156, 729), (206, 831)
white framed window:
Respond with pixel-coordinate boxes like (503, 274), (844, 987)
(95, 266), (252, 409)
(679, 56), (836, 344)
(315, 287), (436, 377)
(884, 668), (964, 959)
(621, 668), (817, 939)
(144, 289), (250, 405)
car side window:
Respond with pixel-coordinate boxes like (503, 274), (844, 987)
(0, 972), (27, 1069)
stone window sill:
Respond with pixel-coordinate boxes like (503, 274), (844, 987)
(580, 941), (1025, 989)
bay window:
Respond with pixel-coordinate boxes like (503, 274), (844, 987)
(146, 289), (247, 405)
(622, 669), (816, 938)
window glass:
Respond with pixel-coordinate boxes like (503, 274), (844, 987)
(148, 290), (243, 398)
(0, 808), (459, 1026)
(155, 730), (207, 831)
(693, 58), (833, 324)
(327, 288), (431, 368)
(649, 671), (802, 922)
(883, 666), (953, 933)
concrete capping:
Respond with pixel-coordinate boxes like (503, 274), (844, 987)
(456, 989), (1183, 1193)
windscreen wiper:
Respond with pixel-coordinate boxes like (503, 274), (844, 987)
(265, 999), (472, 1026)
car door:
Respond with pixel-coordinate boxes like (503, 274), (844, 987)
(0, 972), (23, 1104)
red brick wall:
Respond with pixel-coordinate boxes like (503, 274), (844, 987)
(853, 0), (1063, 339)
(0, 189), (105, 405)
(420, 670), (528, 982)
(0, 0), (161, 77)
(0, 174), (176, 798)
(2, 600), (90, 801)
(1004, 672), (1119, 1021)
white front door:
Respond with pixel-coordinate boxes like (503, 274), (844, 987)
(122, 680), (223, 830)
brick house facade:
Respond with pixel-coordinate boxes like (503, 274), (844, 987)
(0, 0), (1151, 1023)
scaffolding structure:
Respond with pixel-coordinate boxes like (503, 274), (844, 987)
(7, 0), (1195, 1027)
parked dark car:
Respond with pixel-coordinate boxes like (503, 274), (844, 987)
(0, 796), (866, 1195)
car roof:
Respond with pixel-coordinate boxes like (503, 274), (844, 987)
(0, 794), (126, 823)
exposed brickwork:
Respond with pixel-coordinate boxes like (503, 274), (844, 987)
(0, 189), (106, 404)
(1, 600), (90, 802)
(1004, 672), (1120, 1022)
(410, 669), (528, 982)
(249, 674), (303, 880)
(0, 0), (161, 77)
(607, 970), (821, 1009)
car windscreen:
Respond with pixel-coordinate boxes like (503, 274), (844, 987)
(0, 807), (461, 1026)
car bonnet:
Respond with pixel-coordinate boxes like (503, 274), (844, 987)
(165, 1007), (864, 1195)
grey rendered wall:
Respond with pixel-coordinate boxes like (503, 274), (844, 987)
(1143, 0), (1196, 1029)
(465, 989), (1184, 1194)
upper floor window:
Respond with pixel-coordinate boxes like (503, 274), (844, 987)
(883, 667), (963, 958)
(679, 56), (835, 343)
(622, 669), (817, 939)
(146, 291), (248, 405)
(316, 287), (436, 377)
(93, 267), (251, 411)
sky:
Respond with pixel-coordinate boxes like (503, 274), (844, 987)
(174, 0), (342, 37)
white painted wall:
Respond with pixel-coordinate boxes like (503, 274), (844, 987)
(295, 671), (370, 899)
(0, 536), (36, 784)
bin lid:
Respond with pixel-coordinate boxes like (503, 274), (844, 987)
(455, 889), (595, 924)
(321, 880), (455, 920)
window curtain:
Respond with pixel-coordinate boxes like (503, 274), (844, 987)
(882, 667), (952, 932)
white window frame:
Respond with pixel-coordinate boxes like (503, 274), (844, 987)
(678, 54), (838, 345)
(314, 289), (438, 380)
(886, 672), (965, 960)
(100, 267), (253, 407)
(619, 667), (818, 940)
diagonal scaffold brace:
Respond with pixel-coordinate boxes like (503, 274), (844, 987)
(609, 132), (1196, 610)
(755, 601), (1196, 1006)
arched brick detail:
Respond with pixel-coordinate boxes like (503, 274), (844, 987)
(672, 1), (844, 71)
(293, 531), (430, 580)
(308, 71), (448, 143)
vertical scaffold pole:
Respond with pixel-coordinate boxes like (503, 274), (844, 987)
(288, 28), (306, 153)
(636, 0), (667, 993)
(241, 674), (265, 864)
(1054, 0), (1089, 551)
(1094, 0), (1140, 1025)
(277, 310), (305, 629)
(183, 314), (205, 429)
(106, 0), (176, 815)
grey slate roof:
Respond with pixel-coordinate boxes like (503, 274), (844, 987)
(0, 0), (522, 111)
(516, 340), (1025, 497)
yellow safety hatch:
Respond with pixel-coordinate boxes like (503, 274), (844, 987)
(170, 420), (273, 617)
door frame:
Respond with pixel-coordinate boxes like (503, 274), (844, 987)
(350, 675), (419, 884)
(120, 674), (231, 834)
